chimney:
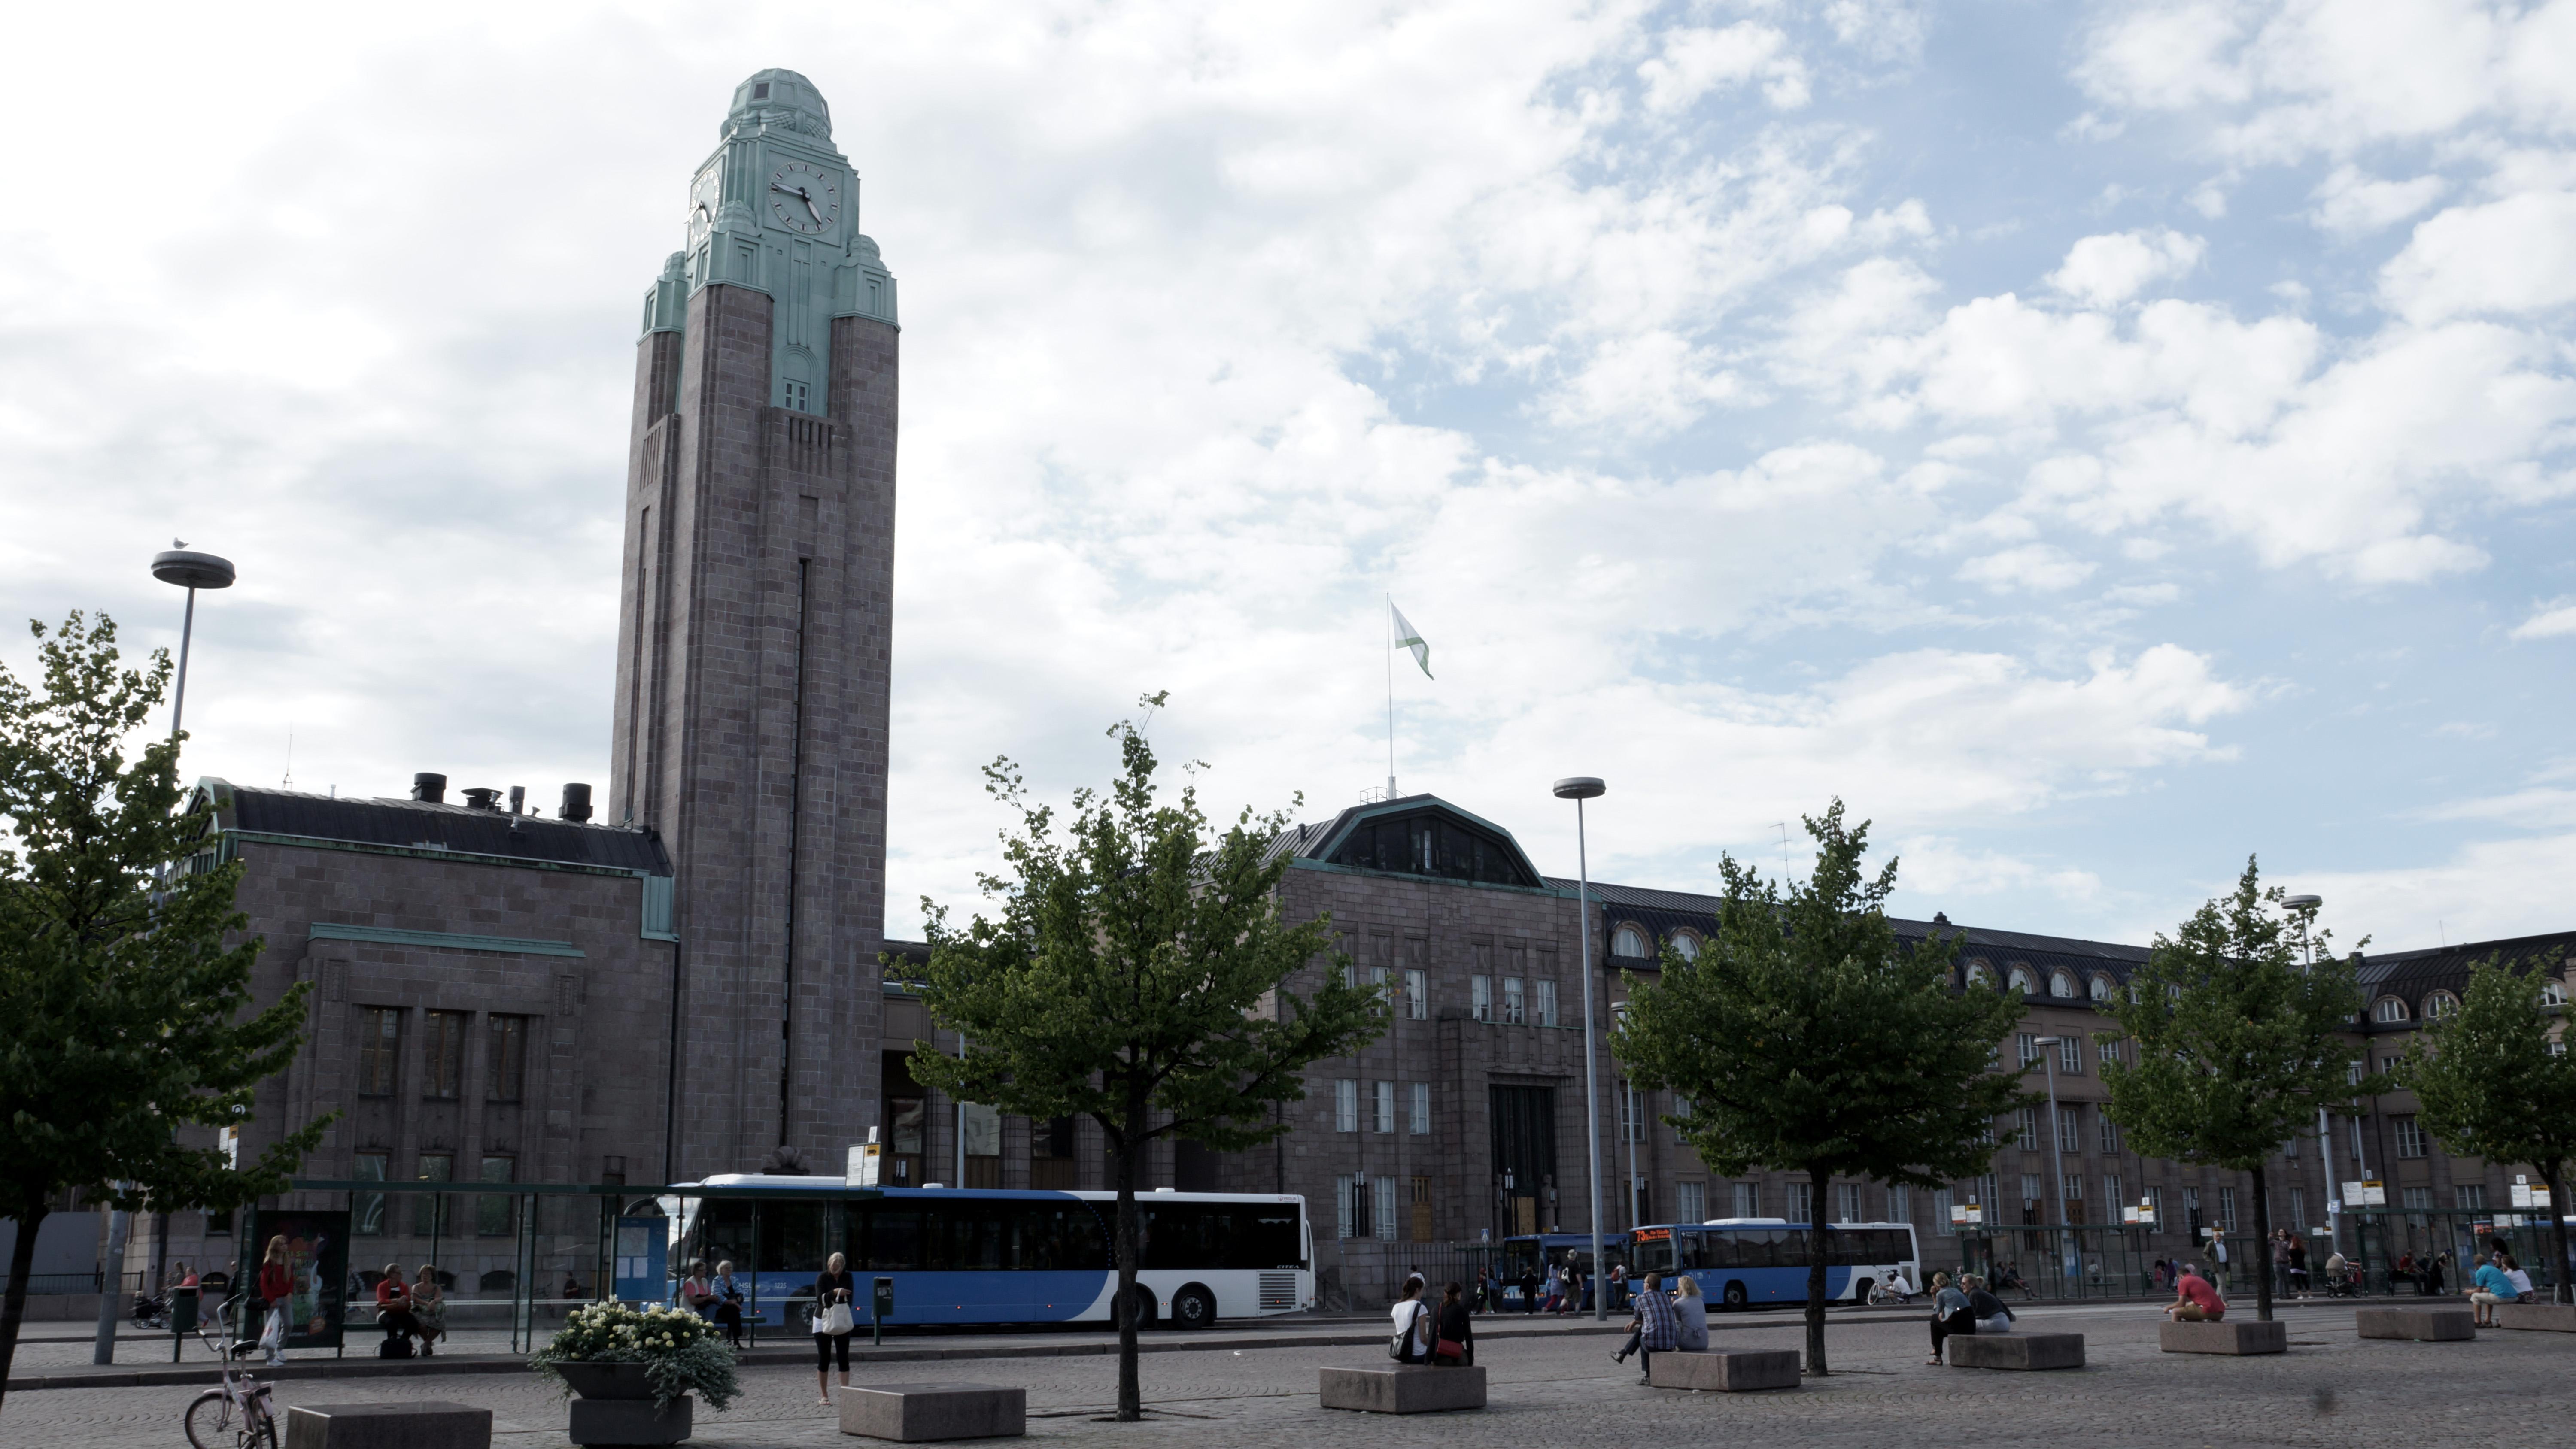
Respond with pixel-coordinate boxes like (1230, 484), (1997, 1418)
(507, 785), (526, 816)
(560, 783), (595, 823)
(411, 773), (447, 804)
(462, 787), (502, 811)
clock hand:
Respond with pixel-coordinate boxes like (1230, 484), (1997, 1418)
(802, 192), (825, 224)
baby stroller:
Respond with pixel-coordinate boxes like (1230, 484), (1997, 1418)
(2321, 1265), (2361, 1298)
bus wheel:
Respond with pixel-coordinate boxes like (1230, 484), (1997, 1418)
(1123, 1285), (1158, 1330)
(1170, 1284), (1216, 1331)
(1722, 1281), (1747, 1311)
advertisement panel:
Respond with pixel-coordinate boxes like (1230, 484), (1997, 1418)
(244, 1209), (350, 1349)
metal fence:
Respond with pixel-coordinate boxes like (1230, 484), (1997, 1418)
(0, 1271), (145, 1296)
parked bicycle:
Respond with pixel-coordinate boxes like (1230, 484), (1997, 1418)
(183, 1295), (278, 1449)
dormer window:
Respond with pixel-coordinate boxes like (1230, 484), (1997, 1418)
(2049, 971), (2077, 999)
(2423, 991), (2460, 1019)
(2007, 967), (2034, 994)
(753, 82), (772, 99)
(2372, 996), (2411, 1024)
(2089, 975), (2115, 1002)
(1611, 926), (1649, 958)
(1671, 934), (1700, 962)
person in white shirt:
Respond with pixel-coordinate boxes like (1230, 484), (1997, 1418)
(1389, 1278), (1433, 1362)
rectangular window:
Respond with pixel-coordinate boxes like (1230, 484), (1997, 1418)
(1334, 1079), (1358, 1133)
(2457, 1184), (2487, 1210)
(1888, 1185), (1910, 1224)
(2218, 1185), (2239, 1233)
(1677, 1181), (1707, 1224)
(2288, 1186), (2305, 1229)
(422, 1010), (468, 1100)
(2146, 1185), (2166, 1233)
(2381, 1054), (2404, 1076)
(1470, 975), (1492, 1022)
(486, 1014), (528, 1103)
(2014, 1107), (2038, 1149)
(1837, 1183), (1863, 1223)
(1619, 1086), (1641, 1145)
(1369, 965), (1391, 992)
(1404, 969), (1427, 1020)
(2063, 1173), (2084, 1204)
(1409, 1081), (1430, 1136)
(2060, 1037), (2082, 1073)
(1934, 1188), (1956, 1235)
(2018, 1033), (2039, 1067)
(2403, 1184), (2433, 1227)
(476, 1155), (515, 1236)
(1733, 1182), (1759, 1219)
(2099, 1113), (2122, 1154)
(415, 1152), (454, 1236)
(2057, 1103), (2083, 1154)
(1673, 1095), (1692, 1144)
(1410, 1176), (1433, 1243)
(2282, 1128), (2297, 1159)
(1373, 1079), (1394, 1134)
(2394, 1115), (2427, 1158)
(358, 1008), (401, 1097)
(1786, 1182), (1812, 1224)
(2021, 1173), (2043, 1218)
(2184, 1185), (2203, 1236)
(1501, 977), (1525, 1025)
(1336, 1175), (1366, 1239)
(352, 1151), (389, 1236)
(1534, 979), (1558, 1027)
(2103, 1174), (2123, 1216)
(1374, 1174), (1397, 1241)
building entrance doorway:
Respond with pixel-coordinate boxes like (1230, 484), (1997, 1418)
(1491, 1085), (1556, 1239)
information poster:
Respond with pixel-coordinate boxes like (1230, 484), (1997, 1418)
(244, 1209), (349, 1349)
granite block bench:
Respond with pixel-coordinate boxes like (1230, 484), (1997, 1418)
(1647, 1349), (1802, 1391)
(1947, 1333), (2085, 1370)
(2355, 1307), (2477, 1341)
(283, 1402), (493, 1449)
(838, 1383), (1026, 1441)
(1318, 1364), (1486, 1413)
(2159, 1319), (2287, 1355)
(2496, 1303), (2576, 1332)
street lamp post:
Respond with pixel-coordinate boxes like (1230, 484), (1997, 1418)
(2033, 1036), (2073, 1286)
(1552, 776), (1609, 1321)
(150, 547), (237, 741)
(2284, 893), (2344, 1260)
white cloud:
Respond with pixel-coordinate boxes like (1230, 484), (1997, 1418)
(2510, 599), (2576, 640)
(2380, 191), (2576, 322)
(1958, 544), (2098, 593)
(1890, 837), (2105, 901)
(1543, 330), (1741, 433)
(2285, 831), (2576, 951)
(2309, 164), (2448, 238)
(1639, 23), (1812, 114)
(2047, 228), (2208, 308)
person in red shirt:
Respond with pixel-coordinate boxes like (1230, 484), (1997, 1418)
(373, 1262), (420, 1347)
(256, 1237), (295, 1367)
(2164, 1263), (2227, 1322)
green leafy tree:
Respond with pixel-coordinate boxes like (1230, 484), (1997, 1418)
(910, 695), (1385, 1421)
(2099, 860), (2377, 1322)
(1610, 801), (2032, 1375)
(2401, 957), (2576, 1305)
(0, 614), (328, 1406)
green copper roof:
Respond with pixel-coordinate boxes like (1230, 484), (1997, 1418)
(727, 68), (831, 142)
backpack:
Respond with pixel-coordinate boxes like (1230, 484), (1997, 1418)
(1387, 1301), (1426, 1361)
(378, 1334), (413, 1359)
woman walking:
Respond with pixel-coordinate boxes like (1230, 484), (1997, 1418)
(410, 1266), (447, 1357)
(813, 1251), (857, 1405)
(256, 1237), (294, 1367)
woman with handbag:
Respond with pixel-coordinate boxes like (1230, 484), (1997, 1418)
(256, 1237), (293, 1367)
(713, 1259), (747, 1349)
(1431, 1281), (1474, 1367)
(813, 1251), (857, 1405)
(1387, 1278), (1432, 1363)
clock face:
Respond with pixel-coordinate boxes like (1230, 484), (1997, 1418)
(767, 161), (840, 235)
(687, 167), (719, 248)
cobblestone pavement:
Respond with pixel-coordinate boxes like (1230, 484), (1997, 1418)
(2, 1301), (2557, 1447)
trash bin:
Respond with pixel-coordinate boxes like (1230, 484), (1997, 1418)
(872, 1276), (894, 1346)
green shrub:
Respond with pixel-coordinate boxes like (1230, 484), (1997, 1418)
(529, 1302), (739, 1410)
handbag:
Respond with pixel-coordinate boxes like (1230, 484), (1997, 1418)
(1434, 1336), (1466, 1360)
(822, 1300), (856, 1336)
(1388, 1301), (1427, 1361)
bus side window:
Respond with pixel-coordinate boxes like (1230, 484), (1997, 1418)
(755, 1201), (827, 1274)
(867, 1207), (923, 1271)
(1676, 1231), (1704, 1271)
(1227, 1208), (1300, 1270)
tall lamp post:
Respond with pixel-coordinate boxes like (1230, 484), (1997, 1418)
(1552, 776), (1609, 1321)
(2284, 893), (2343, 1259)
(151, 546), (237, 741)
(2032, 1037), (2073, 1286)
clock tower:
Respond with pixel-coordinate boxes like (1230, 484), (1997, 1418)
(610, 68), (897, 1179)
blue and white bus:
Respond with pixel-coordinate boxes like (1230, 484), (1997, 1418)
(1628, 1218), (1920, 1310)
(665, 1179), (1312, 1332)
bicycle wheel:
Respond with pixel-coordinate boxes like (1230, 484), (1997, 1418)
(183, 1389), (233, 1449)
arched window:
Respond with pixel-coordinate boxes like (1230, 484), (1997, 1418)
(1671, 934), (1701, 962)
(2542, 979), (2568, 1008)
(1611, 925), (1649, 958)
(2372, 996), (2410, 1024)
(1964, 962), (1991, 988)
(2049, 972), (2077, 999)
(2422, 991), (2460, 1019)
(2090, 975), (2116, 1003)
(2006, 967), (2035, 994)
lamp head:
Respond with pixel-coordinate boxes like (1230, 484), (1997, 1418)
(152, 549), (236, 590)
(2284, 894), (2322, 912)
(1552, 776), (1606, 801)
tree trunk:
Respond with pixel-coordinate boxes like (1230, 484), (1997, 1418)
(1804, 1167), (1829, 1376)
(2248, 1166), (2273, 1322)
(2547, 1161), (2572, 1307)
(1112, 1074), (1148, 1423)
(0, 1200), (48, 1413)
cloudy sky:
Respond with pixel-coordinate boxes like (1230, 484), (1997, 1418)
(6, 0), (2574, 952)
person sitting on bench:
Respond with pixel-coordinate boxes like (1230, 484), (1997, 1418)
(2163, 1263), (2227, 1322)
(374, 1263), (421, 1347)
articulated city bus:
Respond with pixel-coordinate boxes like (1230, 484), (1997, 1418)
(662, 1179), (1312, 1331)
(1628, 1218), (1922, 1309)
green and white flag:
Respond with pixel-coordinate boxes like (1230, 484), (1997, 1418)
(1390, 600), (1432, 679)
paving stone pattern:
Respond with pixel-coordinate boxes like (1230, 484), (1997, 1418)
(4, 1303), (2560, 1447)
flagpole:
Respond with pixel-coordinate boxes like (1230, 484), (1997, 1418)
(1385, 595), (1397, 799)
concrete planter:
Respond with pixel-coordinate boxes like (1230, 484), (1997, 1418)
(554, 1361), (659, 1400)
(554, 1362), (693, 1446)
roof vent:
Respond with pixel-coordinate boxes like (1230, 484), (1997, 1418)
(462, 787), (502, 811)
(560, 783), (595, 823)
(410, 773), (447, 804)
(507, 785), (526, 816)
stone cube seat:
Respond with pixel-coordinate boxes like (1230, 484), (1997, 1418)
(1318, 1364), (1486, 1413)
(2158, 1319), (2287, 1355)
(2495, 1303), (2576, 1332)
(2355, 1307), (2477, 1341)
(568, 1397), (690, 1446)
(283, 1401), (493, 1449)
(839, 1383), (1026, 1442)
(1947, 1333), (2085, 1370)
(1647, 1348), (1801, 1391)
